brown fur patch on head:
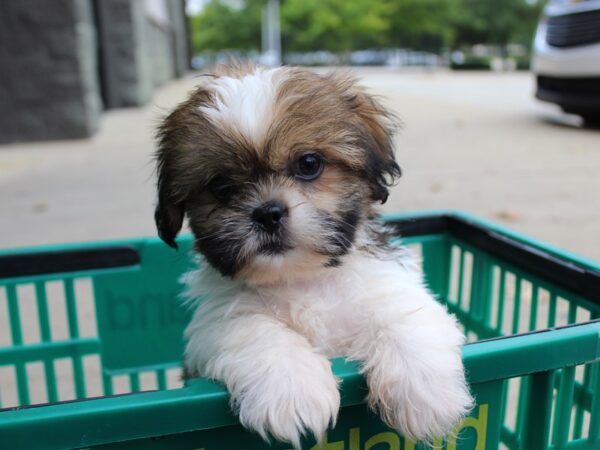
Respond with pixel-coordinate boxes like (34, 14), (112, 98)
(210, 60), (259, 78)
(155, 85), (234, 248)
(266, 69), (400, 202)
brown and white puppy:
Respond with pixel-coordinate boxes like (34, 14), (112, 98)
(155, 64), (472, 448)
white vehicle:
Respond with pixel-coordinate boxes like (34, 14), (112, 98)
(533, 0), (600, 124)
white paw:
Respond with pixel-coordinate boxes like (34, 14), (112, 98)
(368, 365), (473, 442)
(233, 358), (340, 449)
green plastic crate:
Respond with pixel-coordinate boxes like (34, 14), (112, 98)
(0, 211), (599, 450)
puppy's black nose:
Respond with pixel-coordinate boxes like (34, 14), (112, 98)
(252, 201), (287, 233)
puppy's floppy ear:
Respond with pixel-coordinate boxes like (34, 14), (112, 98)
(154, 83), (217, 249)
(346, 88), (401, 204)
(154, 110), (186, 250)
(155, 177), (184, 249)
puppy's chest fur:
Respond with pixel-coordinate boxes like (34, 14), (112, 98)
(258, 271), (367, 357)
(186, 248), (422, 360)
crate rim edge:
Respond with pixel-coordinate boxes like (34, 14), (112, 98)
(1, 209), (599, 283)
(0, 209), (597, 271)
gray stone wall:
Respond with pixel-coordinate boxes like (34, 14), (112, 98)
(95, 0), (141, 108)
(0, 0), (101, 143)
(0, 0), (188, 143)
(168, 0), (190, 77)
(135, 3), (175, 105)
(97, 0), (188, 109)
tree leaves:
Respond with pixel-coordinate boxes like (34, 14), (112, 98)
(188, 0), (544, 54)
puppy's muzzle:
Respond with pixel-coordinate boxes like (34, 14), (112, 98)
(252, 201), (288, 234)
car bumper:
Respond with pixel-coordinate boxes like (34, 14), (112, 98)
(536, 75), (600, 114)
(533, 22), (600, 77)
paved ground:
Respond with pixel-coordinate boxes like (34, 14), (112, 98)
(1, 68), (599, 262)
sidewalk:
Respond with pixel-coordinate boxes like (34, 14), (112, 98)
(1, 68), (599, 261)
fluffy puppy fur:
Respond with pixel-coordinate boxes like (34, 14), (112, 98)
(155, 64), (473, 448)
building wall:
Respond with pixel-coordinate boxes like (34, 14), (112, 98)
(95, 0), (141, 108)
(0, 0), (188, 143)
(97, 0), (187, 109)
(135, 0), (176, 105)
(0, 0), (101, 143)
(168, 0), (191, 77)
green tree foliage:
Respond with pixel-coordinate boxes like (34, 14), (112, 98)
(281, 0), (390, 52)
(188, 0), (545, 54)
(451, 0), (544, 49)
(189, 0), (261, 51)
(384, 0), (458, 51)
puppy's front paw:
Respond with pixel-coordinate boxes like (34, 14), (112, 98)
(234, 358), (340, 449)
(368, 365), (473, 442)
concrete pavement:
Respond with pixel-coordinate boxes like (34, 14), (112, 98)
(1, 68), (599, 261)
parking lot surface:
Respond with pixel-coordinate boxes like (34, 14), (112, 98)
(1, 68), (599, 261)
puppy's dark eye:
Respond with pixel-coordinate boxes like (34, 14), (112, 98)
(207, 176), (237, 202)
(295, 153), (324, 181)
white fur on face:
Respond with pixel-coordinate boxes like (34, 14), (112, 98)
(200, 68), (283, 148)
(203, 176), (349, 286)
(183, 249), (473, 447)
(238, 182), (334, 285)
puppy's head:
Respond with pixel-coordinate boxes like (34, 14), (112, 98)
(155, 65), (400, 285)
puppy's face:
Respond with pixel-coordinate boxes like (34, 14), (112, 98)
(155, 66), (400, 285)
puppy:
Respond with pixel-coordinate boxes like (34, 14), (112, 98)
(155, 64), (473, 448)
